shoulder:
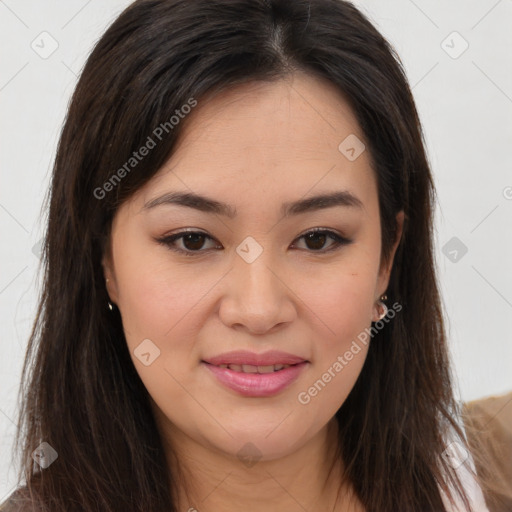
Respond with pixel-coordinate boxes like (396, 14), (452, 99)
(0, 487), (40, 512)
(438, 408), (491, 512)
(463, 391), (512, 509)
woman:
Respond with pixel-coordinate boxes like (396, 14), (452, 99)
(1, 0), (492, 510)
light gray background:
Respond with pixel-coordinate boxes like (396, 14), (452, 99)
(1, 0), (511, 501)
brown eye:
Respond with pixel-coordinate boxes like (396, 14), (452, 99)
(181, 232), (207, 251)
(156, 230), (221, 256)
(293, 229), (352, 252)
(304, 231), (328, 250)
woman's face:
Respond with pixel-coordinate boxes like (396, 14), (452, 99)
(103, 71), (403, 463)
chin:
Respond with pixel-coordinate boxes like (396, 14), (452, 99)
(202, 423), (312, 464)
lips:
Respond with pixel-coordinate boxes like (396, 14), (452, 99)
(201, 350), (309, 397)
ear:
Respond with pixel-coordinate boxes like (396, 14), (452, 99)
(101, 242), (119, 305)
(375, 210), (405, 297)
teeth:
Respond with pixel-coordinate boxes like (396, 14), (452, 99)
(219, 363), (293, 373)
(257, 365), (276, 374)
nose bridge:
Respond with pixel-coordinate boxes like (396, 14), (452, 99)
(234, 239), (281, 304)
(219, 237), (296, 332)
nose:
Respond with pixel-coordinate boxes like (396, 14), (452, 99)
(218, 249), (297, 335)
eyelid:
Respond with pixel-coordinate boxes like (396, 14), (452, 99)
(291, 227), (353, 252)
(155, 229), (221, 257)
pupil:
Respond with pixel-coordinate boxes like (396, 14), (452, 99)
(184, 233), (205, 250)
(305, 232), (326, 250)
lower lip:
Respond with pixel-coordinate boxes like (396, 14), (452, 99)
(202, 362), (308, 397)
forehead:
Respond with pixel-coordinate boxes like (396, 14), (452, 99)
(134, 71), (377, 216)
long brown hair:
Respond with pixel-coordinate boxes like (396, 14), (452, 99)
(7, 0), (485, 510)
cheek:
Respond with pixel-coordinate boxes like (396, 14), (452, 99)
(113, 254), (212, 428)
(309, 279), (374, 336)
(294, 256), (378, 347)
(291, 263), (377, 411)
(113, 239), (219, 346)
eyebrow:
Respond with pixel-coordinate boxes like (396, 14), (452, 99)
(142, 190), (364, 217)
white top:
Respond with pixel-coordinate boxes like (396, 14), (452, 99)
(440, 462), (489, 512)
(438, 419), (489, 512)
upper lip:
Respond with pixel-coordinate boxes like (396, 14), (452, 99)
(203, 350), (308, 366)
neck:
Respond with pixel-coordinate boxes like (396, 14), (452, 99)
(155, 413), (361, 512)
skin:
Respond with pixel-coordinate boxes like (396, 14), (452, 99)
(103, 70), (404, 512)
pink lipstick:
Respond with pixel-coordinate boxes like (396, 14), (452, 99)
(202, 350), (309, 397)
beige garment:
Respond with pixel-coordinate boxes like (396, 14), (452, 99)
(463, 391), (512, 512)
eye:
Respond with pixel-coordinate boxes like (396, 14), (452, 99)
(156, 227), (352, 257)
(156, 230), (221, 256)
(291, 228), (352, 252)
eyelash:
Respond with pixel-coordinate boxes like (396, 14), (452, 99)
(155, 228), (353, 257)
